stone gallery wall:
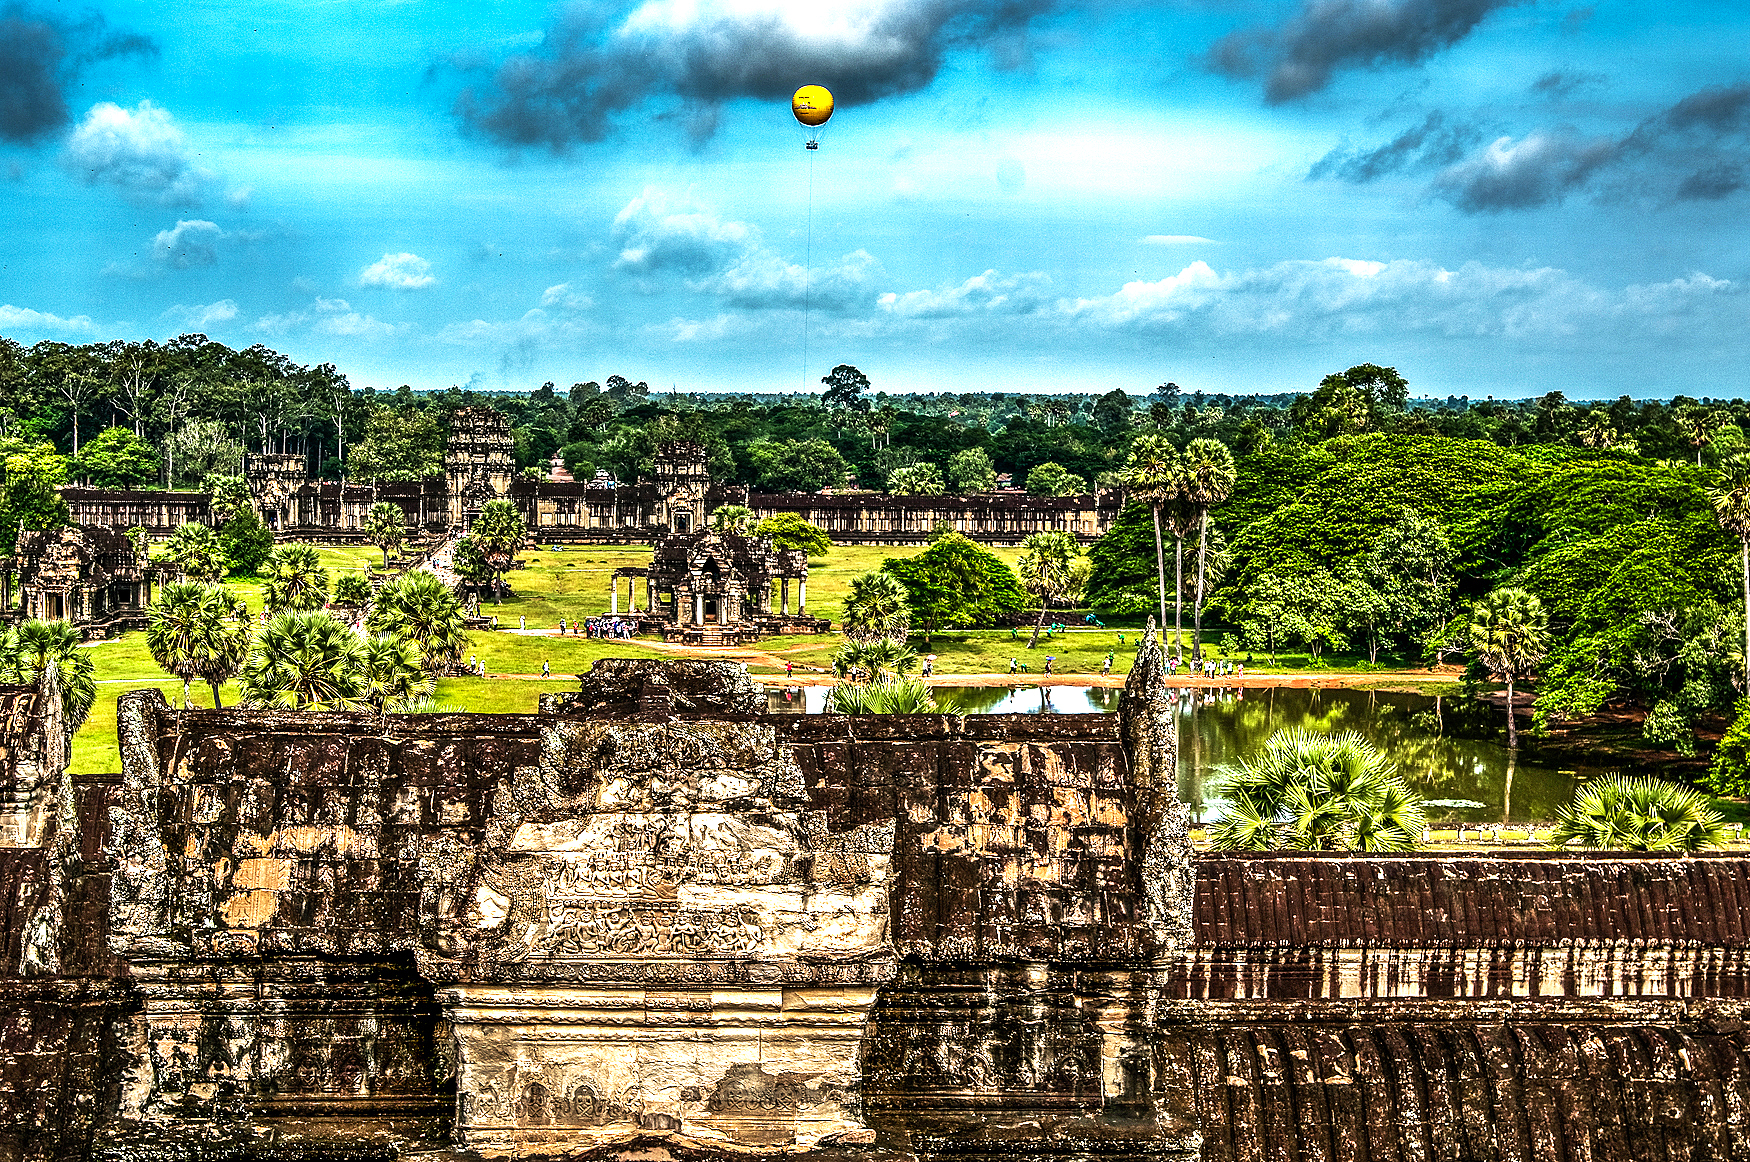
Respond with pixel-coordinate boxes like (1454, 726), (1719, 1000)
(3, 653), (1750, 1161)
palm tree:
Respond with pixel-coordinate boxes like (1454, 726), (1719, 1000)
(240, 611), (365, 710)
(1016, 530), (1086, 648)
(1710, 453), (1750, 681)
(1182, 437), (1236, 662)
(146, 581), (250, 708)
(1121, 435), (1179, 634)
(711, 504), (756, 534)
(1578, 409), (1617, 450)
(1207, 728), (1426, 852)
(365, 502), (407, 569)
(159, 522), (226, 582)
(827, 678), (938, 714)
(262, 543), (331, 612)
(0, 619), (97, 739)
(470, 499), (526, 603)
(333, 572), (373, 609)
(841, 571), (911, 646)
(1675, 403), (1718, 467)
(831, 638), (920, 681)
(1553, 774), (1724, 851)
(368, 571), (470, 674)
(358, 633), (432, 726)
(1468, 587), (1549, 749)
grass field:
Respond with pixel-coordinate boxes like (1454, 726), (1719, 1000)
(62, 538), (1453, 772)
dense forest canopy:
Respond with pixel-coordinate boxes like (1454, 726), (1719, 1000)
(5, 332), (1750, 754)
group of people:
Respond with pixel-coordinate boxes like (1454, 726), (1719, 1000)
(1166, 655), (1242, 680)
(555, 616), (637, 639)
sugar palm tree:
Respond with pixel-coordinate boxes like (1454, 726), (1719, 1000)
(146, 581), (250, 708)
(0, 619), (96, 739)
(841, 571), (911, 646)
(239, 610), (365, 710)
(1469, 587), (1549, 750)
(1121, 435), (1179, 636)
(832, 638), (920, 681)
(1710, 453), (1750, 681)
(1016, 529), (1086, 648)
(1182, 437), (1236, 662)
(1553, 774), (1724, 851)
(262, 543), (331, 613)
(358, 633), (432, 726)
(1208, 728), (1426, 853)
(471, 499), (526, 603)
(158, 521), (225, 582)
(365, 502), (407, 569)
(827, 678), (938, 714)
(368, 571), (470, 674)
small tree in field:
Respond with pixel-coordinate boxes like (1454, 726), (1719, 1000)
(470, 500), (526, 603)
(366, 502), (407, 569)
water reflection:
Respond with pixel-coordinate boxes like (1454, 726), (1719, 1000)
(762, 683), (1585, 823)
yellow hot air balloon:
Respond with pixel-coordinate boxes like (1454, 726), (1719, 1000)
(792, 85), (833, 149)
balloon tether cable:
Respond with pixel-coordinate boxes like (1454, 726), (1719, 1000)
(802, 144), (814, 393)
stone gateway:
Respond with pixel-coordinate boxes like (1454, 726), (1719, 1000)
(2, 647), (1750, 1160)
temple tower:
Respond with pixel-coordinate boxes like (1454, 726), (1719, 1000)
(653, 440), (710, 534)
(444, 407), (516, 529)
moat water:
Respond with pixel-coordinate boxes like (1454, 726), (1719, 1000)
(762, 683), (1595, 824)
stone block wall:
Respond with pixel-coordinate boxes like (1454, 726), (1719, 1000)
(5, 659), (1750, 1160)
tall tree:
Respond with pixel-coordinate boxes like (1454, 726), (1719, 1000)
(158, 522), (226, 582)
(240, 611), (365, 710)
(1711, 453), (1750, 681)
(262, 543), (331, 612)
(1469, 587), (1550, 749)
(842, 571), (911, 646)
(881, 534), (1027, 645)
(368, 571), (470, 673)
(1016, 530), (1087, 648)
(365, 502), (407, 569)
(1182, 437), (1236, 662)
(470, 499), (526, 603)
(946, 446), (996, 493)
(0, 436), (70, 553)
(1121, 435), (1179, 638)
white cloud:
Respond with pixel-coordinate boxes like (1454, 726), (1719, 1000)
(1057, 256), (1746, 342)
(160, 300), (238, 330)
(0, 304), (95, 334)
(151, 219), (222, 268)
(541, 283), (593, 311)
(1144, 235), (1218, 245)
(611, 187), (880, 310)
(878, 270), (1052, 319)
(248, 296), (408, 340)
(62, 101), (212, 205)
(359, 252), (436, 289)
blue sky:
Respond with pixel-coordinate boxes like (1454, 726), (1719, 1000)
(2, 0), (1747, 399)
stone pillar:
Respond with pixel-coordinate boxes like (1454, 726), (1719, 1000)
(611, 578), (619, 615)
(693, 592), (704, 625)
(798, 578), (806, 613)
(645, 577), (653, 612)
(780, 578), (789, 617)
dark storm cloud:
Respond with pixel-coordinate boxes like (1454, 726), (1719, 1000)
(1308, 111), (1482, 182)
(1433, 129), (1617, 211)
(452, 0), (1060, 149)
(0, 4), (156, 144)
(1318, 81), (1750, 212)
(1206, 0), (1525, 104)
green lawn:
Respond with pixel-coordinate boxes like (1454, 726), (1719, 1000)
(64, 538), (1459, 774)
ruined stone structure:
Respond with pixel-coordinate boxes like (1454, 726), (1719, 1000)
(0, 524), (157, 635)
(60, 412), (1119, 548)
(60, 488), (209, 536)
(5, 646), (1750, 1160)
(615, 527), (829, 645)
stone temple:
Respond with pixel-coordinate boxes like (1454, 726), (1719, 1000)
(3, 641), (1750, 1160)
